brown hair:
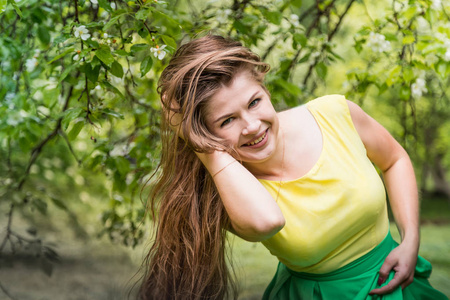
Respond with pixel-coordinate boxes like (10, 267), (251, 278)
(139, 35), (270, 299)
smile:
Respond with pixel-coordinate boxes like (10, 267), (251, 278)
(243, 129), (268, 147)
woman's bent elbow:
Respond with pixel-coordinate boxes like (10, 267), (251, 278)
(235, 215), (285, 242)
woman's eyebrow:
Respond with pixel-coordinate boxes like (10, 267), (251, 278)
(213, 91), (260, 124)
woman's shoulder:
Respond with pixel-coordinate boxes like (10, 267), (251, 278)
(277, 94), (348, 119)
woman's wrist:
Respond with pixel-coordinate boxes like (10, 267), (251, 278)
(195, 151), (238, 176)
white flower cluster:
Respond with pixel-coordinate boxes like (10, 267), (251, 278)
(431, 0), (441, 10)
(216, 9), (232, 24)
(25, 49), (41, 72)
(74, 25), (91, 41)
(150, 44), (167, 60)
(367, 32), (391, 53)
(411, 77), (427, 99)
(290, 14), (300, 27)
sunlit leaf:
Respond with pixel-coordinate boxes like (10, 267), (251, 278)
(140, 56), (153, 77)
(110, 60), (124, 78)
(95, 46), (115, 67)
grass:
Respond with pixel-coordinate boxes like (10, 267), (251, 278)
(0, 197), (449, 299)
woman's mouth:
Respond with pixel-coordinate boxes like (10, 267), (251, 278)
(242, 129), (268, 147)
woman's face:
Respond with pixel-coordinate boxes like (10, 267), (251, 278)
(204, 70), (281, 163)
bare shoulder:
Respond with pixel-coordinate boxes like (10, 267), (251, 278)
(276, 104), (308, 124)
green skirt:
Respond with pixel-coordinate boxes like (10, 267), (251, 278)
(263, 232), (448, 300)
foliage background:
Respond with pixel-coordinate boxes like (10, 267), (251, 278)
(0, 0), (449, 298)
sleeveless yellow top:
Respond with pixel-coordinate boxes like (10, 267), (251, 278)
(259, 95), (389, 274)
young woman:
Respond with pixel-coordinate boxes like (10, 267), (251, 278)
(139, 35), (447, 300)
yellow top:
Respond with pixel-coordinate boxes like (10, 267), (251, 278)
(260, 95), (389, 274)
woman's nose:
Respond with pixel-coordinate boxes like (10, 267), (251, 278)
(242, 119), (261, 135)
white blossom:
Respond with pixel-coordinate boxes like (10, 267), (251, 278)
(150, 44), (167, 60)
(431, 0), (441, 10)
(367, 32), (391, 53)
(5, 92), (15, 101)
(25, 57), (38, 72)
(411, 78), (427, 98)
(74, 25), (91, 41)
(90, 0), (98, 4)
(103, 33), (109, 39)
(110, 2), (116, 9)
(425, 53), (438, 66)
(216, 9), (232, 24)
(290, 14), (300, 27)
(73, 54), (80, 61)
(444, 49), (450, 62)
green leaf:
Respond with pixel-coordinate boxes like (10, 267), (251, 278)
(8, 0), (22, 17)
(402, 35), (415, 45)
(291, 0), (302, 8)
(233, 20), (248, 34)
(115, 49), (129, 56)
(58, 65), (76, 84)
(399, 84), (411, 100)
(115, 156), (130, 175)
(386, 65), (401, 86)
(62, 107), (84, 130)
(98, 0), (112, 13)
(275, 78), (302, 96)
(403, 6), (417, 20)
(140, 56), (153, 77)
(0, 0), (6, 15)
(68, 120), (84, 141)
(32, 198), (47, 215)
(110, 61), (124, 78)
(293, 33), (307, 47)
(103, 14), (122, 31)
(95, 46), (115, 67)
(135, 8), (150, 21)
(85, 64), (100, 83)
(102, 108), (124, 119)
(402, 66), (414, 83)
(102, 80), (125, 99)
(48, 48), (75, 64)
(113, 172), (127, 192)
(315, 62), (327, 80)
(260, 8), (282, 25)
(50, 197), (68, 211)
(130, 43), (149, 53)
(37, 26), (51, 45)
(161, 35), (177, 50)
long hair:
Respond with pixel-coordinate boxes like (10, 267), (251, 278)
(139, 35), (270, 300)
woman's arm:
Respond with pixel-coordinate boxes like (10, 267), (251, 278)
(196, 151), (285, 242)
(347, 100), (419, 295)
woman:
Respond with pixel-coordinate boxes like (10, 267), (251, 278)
(139, 35), (447, 300)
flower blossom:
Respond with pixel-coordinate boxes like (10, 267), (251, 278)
(444, 49), (450, 62)
(216, 9), (232, 24)
(150, 45), (167, 60)
(74, 25), (91, 41)
(431, 0), (441, 10)
(25, 57), (38, 72)
(411, 78), (427, 99)
(91, 0), (98, 3)
(367, 32), (391, 53)
(290, 14), (300, 27)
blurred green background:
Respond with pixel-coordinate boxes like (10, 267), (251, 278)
(0, 0), (449, 298)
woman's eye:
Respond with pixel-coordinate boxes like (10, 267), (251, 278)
(249, 98), (261, 108)
(221, 117), (233, 127)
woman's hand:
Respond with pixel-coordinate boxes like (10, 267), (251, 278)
(369, 240), (418, 295)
